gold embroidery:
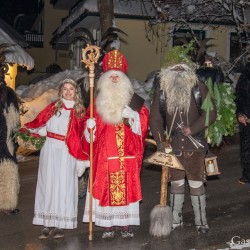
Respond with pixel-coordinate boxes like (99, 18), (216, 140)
(109, 123), (126, 205)
(107, 50), (123, 71)
(110, 172), (126, 205)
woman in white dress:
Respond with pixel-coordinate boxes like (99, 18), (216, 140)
(24, 79), (89, 239)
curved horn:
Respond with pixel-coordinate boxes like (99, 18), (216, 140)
(100, 27), (128, 42)
(68, 28), (95, 45)
(100, 33), (119, 48)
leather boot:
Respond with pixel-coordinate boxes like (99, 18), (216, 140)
(190, 194), (209, 233)
(170, 193), (184, 229)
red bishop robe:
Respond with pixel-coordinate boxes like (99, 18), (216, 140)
(83, 102), (149, 206)
(25, 102), (89, 161)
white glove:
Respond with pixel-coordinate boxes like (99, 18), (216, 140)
(165, 146), (173, 154)
(76, 160), (90, 177)
(122, 105), (135, 119)
(86, 118), (96, 129)
(37, 126), (47, 137)
(84, 126), (96, 143)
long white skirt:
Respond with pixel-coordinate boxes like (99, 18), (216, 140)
(33, 114), (78, 230)
(82, 191), (140, 228)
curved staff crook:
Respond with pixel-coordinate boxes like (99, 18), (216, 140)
(82, 44), (100, 241)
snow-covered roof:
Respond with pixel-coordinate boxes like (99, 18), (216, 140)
(56, 0), (157, 36)
(1, 44), (35, 71)
(0, 19), (34, 70)
(0, 18), (29, 48)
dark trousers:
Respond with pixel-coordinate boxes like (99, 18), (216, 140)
(239, 124), (250, 181)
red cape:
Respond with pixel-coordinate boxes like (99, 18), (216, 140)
(25, 102), (89, 161)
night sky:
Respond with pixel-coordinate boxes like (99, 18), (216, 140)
(0, 0), (38, 27)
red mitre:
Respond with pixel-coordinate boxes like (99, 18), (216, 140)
(102, 50), (128, 73)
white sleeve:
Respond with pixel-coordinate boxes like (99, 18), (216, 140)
(129, 111), (141, 136)
(29, 126), (47, 136)
(37, 126), (47, 136)
(76, 160), (90, 177)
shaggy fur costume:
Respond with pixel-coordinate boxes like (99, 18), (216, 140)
(0, 83), (20, 210)
(0, 159), (20, 209)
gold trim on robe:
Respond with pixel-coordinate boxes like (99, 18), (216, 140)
(109, 123), (126, 205)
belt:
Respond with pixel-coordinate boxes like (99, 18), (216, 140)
(47, 132), (65, 141)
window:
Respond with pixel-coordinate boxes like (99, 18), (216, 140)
(172, 29), (206, 47)
(230, 32), (250, 71)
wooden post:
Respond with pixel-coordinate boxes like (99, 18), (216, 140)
(82, 45), (100, 241)
(160, 165), (168, 206)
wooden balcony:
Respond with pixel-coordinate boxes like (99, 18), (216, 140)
(24, 33), (44, 48)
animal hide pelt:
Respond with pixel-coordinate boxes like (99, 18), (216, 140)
(0, 83), (20, 210)
(0, 104), (19, 162)
(4, 104), (20, 156)
(0, 159), (20, 210)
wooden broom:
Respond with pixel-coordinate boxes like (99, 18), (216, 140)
(149, 108), (178, 238)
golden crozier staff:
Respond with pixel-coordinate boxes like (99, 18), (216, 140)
(82, 44), (100, 241)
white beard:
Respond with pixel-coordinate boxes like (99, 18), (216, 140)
(159, 64), (198, 115)
(96, 70), (134, 124)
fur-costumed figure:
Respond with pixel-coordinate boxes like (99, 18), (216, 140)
(0, 78), (20, 212)
(150, 43), (217, 235)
